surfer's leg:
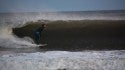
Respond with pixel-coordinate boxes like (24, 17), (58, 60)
(34, 33), (39, 44)
(36, 34), (41, 44)
(37, 35), (41, 44)
(34, 31), (42, 44)
(36, 39), (39, 44)
(34, 36), (38, 44)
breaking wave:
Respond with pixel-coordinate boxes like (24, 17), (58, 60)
(0, 24), (40, 48)
(0, 14), (44, 48)
(0, 11), (125, 48)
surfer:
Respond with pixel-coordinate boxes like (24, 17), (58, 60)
(34, 24), (46, 44)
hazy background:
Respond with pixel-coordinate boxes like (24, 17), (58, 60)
(0, 0), (125, 13)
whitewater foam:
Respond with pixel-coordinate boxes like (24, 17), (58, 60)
(0, 50), (125, 70)
(0, 13), (43, 48)
(0, 24), (39, 48)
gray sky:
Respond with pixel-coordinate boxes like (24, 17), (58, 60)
(0, 0), (125, 12)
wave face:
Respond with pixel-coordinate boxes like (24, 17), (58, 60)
(0, 10), (125, 48)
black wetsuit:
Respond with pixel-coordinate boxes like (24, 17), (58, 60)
(34, 27), (44, 44)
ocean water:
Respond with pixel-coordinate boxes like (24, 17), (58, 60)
(0, 10), (125, 49)
(0, 50), (125, 70)
(0, 10), (125, 70)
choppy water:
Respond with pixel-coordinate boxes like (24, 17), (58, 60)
(0, 50), (125, 70)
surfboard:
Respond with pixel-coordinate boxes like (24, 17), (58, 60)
(38, 44), (47, 47)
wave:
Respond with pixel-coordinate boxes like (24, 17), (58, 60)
(0, 11), (125, 48)
(0, 15), (44, 48)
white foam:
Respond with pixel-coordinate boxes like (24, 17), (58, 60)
(0, 13), (42, 48)
(0, 26), (39, 48)
(0, 50), (125, 70)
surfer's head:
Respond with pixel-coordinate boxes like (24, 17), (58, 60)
(41, 24), (47, 29)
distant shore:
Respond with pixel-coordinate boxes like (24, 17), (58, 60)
(13, 20), (125, 51)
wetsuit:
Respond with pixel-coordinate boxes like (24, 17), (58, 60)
(34, 27), (44, 44)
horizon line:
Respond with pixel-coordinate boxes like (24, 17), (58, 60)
(0, 9), (125, 13)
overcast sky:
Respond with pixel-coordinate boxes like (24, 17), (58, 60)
(0, 0), (125, 12)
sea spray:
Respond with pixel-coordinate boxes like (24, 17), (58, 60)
(0, 26), (39, 48)
(0, 14), (43, 48)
